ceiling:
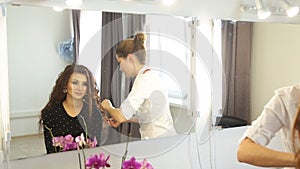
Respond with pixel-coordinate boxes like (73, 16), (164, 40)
(1, 0), (300, 23)
(0, 0), (242, 19)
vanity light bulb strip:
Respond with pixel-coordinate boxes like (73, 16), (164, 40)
(240, 4), (300, 17)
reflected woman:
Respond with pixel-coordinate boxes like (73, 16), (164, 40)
(101, 32), (177, 139)
(39, 64), (103, 154)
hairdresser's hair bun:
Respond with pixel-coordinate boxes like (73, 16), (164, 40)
(134, 32), (147, 45)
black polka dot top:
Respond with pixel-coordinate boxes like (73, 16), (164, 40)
(42, 102), (103, 154)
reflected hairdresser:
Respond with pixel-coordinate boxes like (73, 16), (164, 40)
(101, 32), (177, 139)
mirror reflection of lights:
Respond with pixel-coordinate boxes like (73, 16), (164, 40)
(52, 6), (64, 12)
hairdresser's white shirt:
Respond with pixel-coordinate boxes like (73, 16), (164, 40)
(241, 83), (300, 158)
(120, 66), (177, 139)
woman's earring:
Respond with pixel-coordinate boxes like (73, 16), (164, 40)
(63, 89), (68, 93)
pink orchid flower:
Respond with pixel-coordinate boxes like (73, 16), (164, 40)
(122, 157), (142, 169)
(86, 153), (111, 169)
(140, 159), (154, 169)
(75, 133), (86, 148)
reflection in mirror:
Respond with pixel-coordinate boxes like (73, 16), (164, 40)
(219, 20), (252, 124)
(79, 11), (215, 148)
(7, 5), (216, 160)
(248, 21), (300, 121)
(219, 19), (300, 125)
(7, 5), (72, 160)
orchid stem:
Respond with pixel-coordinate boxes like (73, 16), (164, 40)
(79, 115), (88, 139)
(44, 125), (58, 153)
(121, 125), (132, 169)
(82, 148), (86, 168)
(78, 152), (82, 169)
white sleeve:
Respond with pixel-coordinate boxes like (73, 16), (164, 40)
(241, 94), (286, 146)
(120, 99), (136, 119)
(120, 74), (152, 119)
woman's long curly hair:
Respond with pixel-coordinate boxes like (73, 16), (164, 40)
(292, 102), (300, 168)
(293, 103), (300, 149)
(38, 64), (101, 130)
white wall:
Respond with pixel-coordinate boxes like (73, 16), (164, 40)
(251, 22), (300, 120)
(7, 6), (71, 136)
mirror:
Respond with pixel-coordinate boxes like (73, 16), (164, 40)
(7, 4), (215, 160)
(7, 5), (73, 160)
(7, 2), (300, 162)
(6, 0), (300, 162)
(247, 21), (300, 120)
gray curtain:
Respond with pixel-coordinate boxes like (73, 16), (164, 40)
(221, 20), (252, 123)
(100, 12), (124, 145)
(119, 13), (146, 142)
(72, 10), (80, 63)
(100, 12), (146, 144)
(122, 13), (146, 98)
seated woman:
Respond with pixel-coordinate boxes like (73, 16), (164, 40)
(39, 64), (104, 154)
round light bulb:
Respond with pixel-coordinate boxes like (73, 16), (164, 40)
(258, 8), (271, 19)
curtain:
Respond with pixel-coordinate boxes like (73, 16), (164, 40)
(221, 20), (252, 123)
(72, 10), (80, 63)
(122, 13), (146, 98)
(100, 12), (124, 145)
(100, 12), (145, 144)
(119, 13), (146, 142)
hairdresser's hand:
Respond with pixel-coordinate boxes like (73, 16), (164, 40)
(295, 151), (300, 169)
(107, 118), (121, 128)
(101, 99), (113, 111)
(101, 112), (110, 121)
